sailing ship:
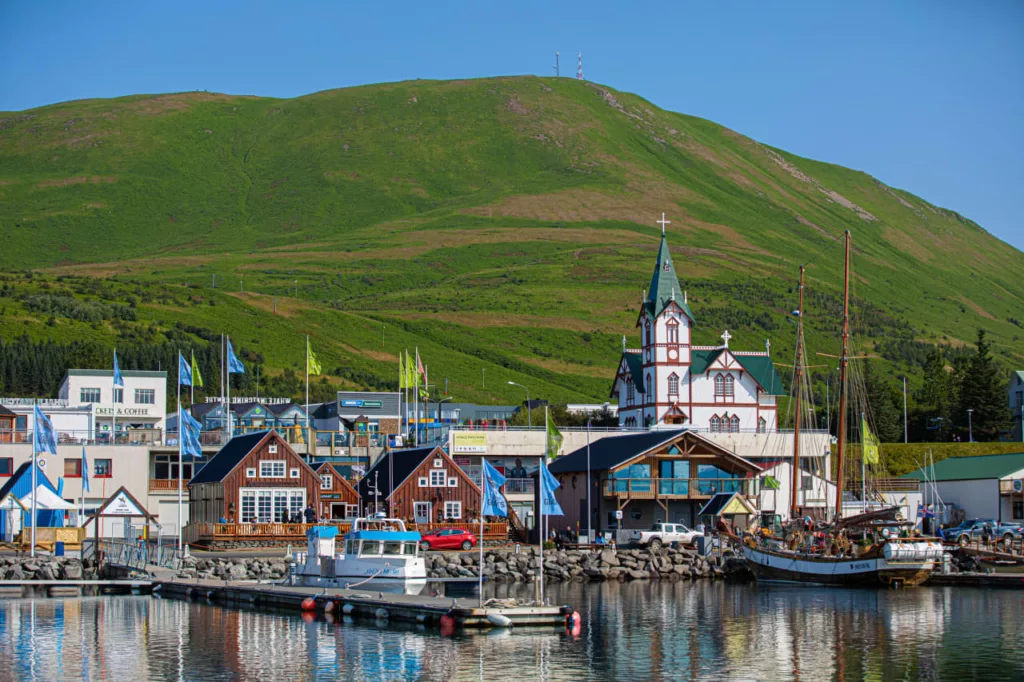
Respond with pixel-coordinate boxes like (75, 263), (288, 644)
(739, 232), (943, 587)
(290, 514), (428, 594)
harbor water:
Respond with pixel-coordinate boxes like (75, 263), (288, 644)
(1, 581), (1022, 681)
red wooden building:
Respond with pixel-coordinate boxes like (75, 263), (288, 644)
(312, 461), (360, 520)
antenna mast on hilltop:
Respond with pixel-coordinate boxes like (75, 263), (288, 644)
(554, 51), (560, 77)
(576, 52), (585, 80)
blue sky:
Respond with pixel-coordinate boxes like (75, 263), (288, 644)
(1, 0), (1021, 250)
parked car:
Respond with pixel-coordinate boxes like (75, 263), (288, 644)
(628, 522), (699, 549)
(419, 528), (477, 551)
(944, 518), (1023, 545)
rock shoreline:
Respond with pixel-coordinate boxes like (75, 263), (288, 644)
(0, 557), (94, 581)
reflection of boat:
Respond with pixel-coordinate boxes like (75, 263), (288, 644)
(291, 516), (427, 594)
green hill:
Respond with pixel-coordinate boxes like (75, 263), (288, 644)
(0, 76), (1021, 408)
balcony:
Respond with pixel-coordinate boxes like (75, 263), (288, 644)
(1000, 479), (1024, 496)
(503, 478), (535, 495)
(149, 479), (184, 492)
(603, 477), (758, 500)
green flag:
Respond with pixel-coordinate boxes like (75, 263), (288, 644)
(763, 475), (781, 490)
(191, 352), (203, 388)
(307, 340), (322, 376)
(545, 409), (563, 459)
(405, 350), (415, 388)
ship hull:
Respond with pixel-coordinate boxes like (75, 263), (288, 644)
(742, 545), (934, 587)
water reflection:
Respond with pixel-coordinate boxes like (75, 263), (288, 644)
(0, 584), (1022, 681)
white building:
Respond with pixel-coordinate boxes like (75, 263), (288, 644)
(611, 222), (784, 431)
(0, 398), (94, 442)
(904, 452), (1024, 522)
(59, 369), (167, 441)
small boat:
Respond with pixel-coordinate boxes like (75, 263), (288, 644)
(291, 515), (427, 594)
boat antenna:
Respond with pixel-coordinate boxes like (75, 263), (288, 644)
(790, 264), (805, 520)
(834, 231), (851, 520)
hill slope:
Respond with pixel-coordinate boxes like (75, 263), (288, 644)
(0, 76), (1021, 406)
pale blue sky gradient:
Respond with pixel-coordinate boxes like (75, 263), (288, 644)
(1, 1), (1021, 249)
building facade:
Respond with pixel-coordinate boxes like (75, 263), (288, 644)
(313, 461), (360, 520)
(58, 369), (168, 440)
(610, 226), (784, 431)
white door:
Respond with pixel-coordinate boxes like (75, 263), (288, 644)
(414, 502), (431, 525)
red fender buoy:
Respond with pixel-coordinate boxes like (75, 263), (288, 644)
(301, 611), (316, 623)
(323, 600), (336, 613)
(301, 597), (317, 612)
(570, 611), (582, 638)
(440, 614), (455, 637)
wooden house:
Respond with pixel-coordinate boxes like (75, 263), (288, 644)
(356, 446), (485, 524)
(187, 430), (322, 525)
(312, 461), (360, 520)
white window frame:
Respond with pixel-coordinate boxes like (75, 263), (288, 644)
(418, 477), (428, 487)
(259, 460), (286, 478)
(289, 468), (300, 479)
(113, 388), (124, 404)
(443, 501), (462, 520)
(321, 474), (333, 490)
(724, 374), (735, 398)
(667, 322), (679, 344)
(447, 477), (457, 487)
(80, 387), (101, 404)
(667, 373), (679, 397)
(134, 388), (155, 405)
(269, 444), (278, 454)
(240, 488), (306, 523)
(245, 467), (257, 478)
(714, 374), (725, 397)
(429, 470), (446, 487)
(432, 458), (443, 468)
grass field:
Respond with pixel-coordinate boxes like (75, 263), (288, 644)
(0, 76), (1021, 405)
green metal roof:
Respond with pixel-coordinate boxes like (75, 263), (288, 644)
(624, 352), (645, 393)
(902, 452), (1024, 481)
(689, 349), (786, 396)
(65, 369), (167, 378)
(645, 233), (694, 321)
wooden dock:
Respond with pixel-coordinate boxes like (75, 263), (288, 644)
(927, 572), (1024, 588)
(154, 577), (573, 629)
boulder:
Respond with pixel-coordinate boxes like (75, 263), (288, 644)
(227, 564), (249, 580)
(599, 550), (619, 567)
(36, 563), (56, 581)
(627, 569), (648, 581)
(60, 562), (83, 580)
(4, 565), (25, 580)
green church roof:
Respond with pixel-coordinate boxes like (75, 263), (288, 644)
(645, 232), (694, 321)
(624, 352), (645, 393)
(690, 349), (786, 396)
(902, 452), (1024, 481)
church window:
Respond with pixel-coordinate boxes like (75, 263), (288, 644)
(667, 322), (679, 344)
(729, 415), (740, 433)
(668, 373), (679, 397)
(724, 374), (735, 398)
(645, 322), (652, 347)
(757, 417), (767, 433)
(646, 374), (652, 397)
(710, 415), (721, 433)
(626, 378), (635, 404)
(714, 374), (725, 397)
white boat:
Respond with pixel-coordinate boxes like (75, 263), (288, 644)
(291, 515), (427, 595)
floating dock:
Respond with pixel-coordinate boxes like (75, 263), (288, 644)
(154, 578), (573, 629)
(927, 572), (1024, 588)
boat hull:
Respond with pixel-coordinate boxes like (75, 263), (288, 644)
(742, 545), (933, 587)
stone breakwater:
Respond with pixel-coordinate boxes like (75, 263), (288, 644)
(428, 547), (730, 583)
(174, 557), (292, 581)
(0, 557), (95, 581)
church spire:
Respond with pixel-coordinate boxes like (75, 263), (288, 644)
(646, 215), (694, 321)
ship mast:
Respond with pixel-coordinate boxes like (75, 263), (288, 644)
(834, 231), (851, 519)
(790, 264), (805, 519)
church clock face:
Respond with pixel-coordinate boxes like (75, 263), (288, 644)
(668, 349), (678, 360)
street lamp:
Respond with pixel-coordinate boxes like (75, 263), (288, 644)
(967, 409), (974, 443)
(508, 381), (531, 426)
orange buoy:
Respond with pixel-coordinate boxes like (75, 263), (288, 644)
(440, 614), (455, 637)
(301, 597), (317, 612)
(570, 611), (582, 637)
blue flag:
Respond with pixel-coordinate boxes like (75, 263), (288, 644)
(81, 446), (90, 493)
(178, 352), (192, 386)
(112, 352), (124, 387)
(180, 408), (203, 457)
(33, 405), (57, 455)
(539, 461), (564, 517)
(481, 460), (508, 518)
(226, 338), (245, 374)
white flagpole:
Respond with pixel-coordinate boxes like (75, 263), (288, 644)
(191, 350), (195, 406)
(177, 354), (183, 550)
(226, 338), (232, 439)
(30, 400), (37, 558)
(80, 446), (86, 523)
(305, 335), (310, 462)
(112, 350), (117, 447)
(540, 406), (547, 601)
(220, 334), (225, 436)
(479, 464), (485, 605)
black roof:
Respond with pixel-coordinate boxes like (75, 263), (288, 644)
(267, 402), (304, 416)
(356, 446), (437, 501)
(189, 431), (271, 485)
(548, 430), (687, 475)
(0, 404), (15, 417)
(189, 403), (222, 419)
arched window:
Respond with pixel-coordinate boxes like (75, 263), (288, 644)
(646, 374), (652, 397)
(710, 415), (721, 433)
(645, 322), (652, 346)
(667, 320), (679, 344)
(757, 416), (767, 433)
(714, 374), (725, 397)
(730, 415), (740, 433)
(667, 373), (679, 397)
(724, 374), (735, 398)
(626, 377), (635, 404)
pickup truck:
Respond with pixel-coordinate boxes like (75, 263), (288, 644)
(628, 523), (699, 549)
(944, 518), (1023, 545)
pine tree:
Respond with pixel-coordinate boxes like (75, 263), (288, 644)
(958, 329), (1013, 440)
(861, 360), (902, 442)
(918, 349), (953, 441)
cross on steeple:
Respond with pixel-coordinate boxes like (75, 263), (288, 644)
(657, 212), (671, 235)
(765, 338), (771, 356)
(720, 329), (732, 348)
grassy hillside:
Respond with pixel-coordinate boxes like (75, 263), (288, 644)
(0, 76), (1021, 407)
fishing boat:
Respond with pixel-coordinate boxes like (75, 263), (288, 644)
(739, 232), (942, 587)
(290, 515), (427, 594)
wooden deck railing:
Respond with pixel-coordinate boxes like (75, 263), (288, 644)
(149, 479), (181, 491)
(186, 520), (509, 543)
(602, 477), (758, 499)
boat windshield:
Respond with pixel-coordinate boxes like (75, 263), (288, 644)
(360, 540), (381, 555)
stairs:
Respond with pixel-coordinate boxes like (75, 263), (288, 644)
(506, 507), (529, 543)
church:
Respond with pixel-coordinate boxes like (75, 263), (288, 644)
(611, 215), (785, 431)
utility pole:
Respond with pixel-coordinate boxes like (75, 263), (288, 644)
(482, 368), (485, 389)
(967, 409), (974, 443)
(211, 274), (216, 289)
(903, 376), (908, 443)
(382, 323), (385, 348)
(554, 51), (560, 77)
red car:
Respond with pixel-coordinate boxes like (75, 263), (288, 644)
(419, 528), (477, 551)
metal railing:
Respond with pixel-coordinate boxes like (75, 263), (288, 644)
(603, 477), (758, 498)
(187, 520), (510, 542)
(504, 478), (535, 494)
(1, 429), (166, 447)
(93, 538), (184, 571)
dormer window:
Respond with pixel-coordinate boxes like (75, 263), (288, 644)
(667, 321), (679, 344)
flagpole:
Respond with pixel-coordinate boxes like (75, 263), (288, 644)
(112, 349), (117, 447)
(80, 446), (86, 523)
(540, 405), (547, 602)
(478, 466), (485, 605)
(220, 334), (225, 436)
(305, 335), (310, 462)
(861, 413), (867, 513)
(178, 352), (183, 550)
(190, 350), (195, 406)
(226, 338), (232, 439)
(31, 400), (37, 558)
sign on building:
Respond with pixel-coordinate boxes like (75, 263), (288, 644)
(452, 432), (487, 454)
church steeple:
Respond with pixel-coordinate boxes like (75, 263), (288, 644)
(645, 221), (694, 321)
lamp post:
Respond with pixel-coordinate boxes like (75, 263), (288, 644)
(967, 409), (974, 443)
(508, 381), (531, 427)
(586, 402), (609, 544)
